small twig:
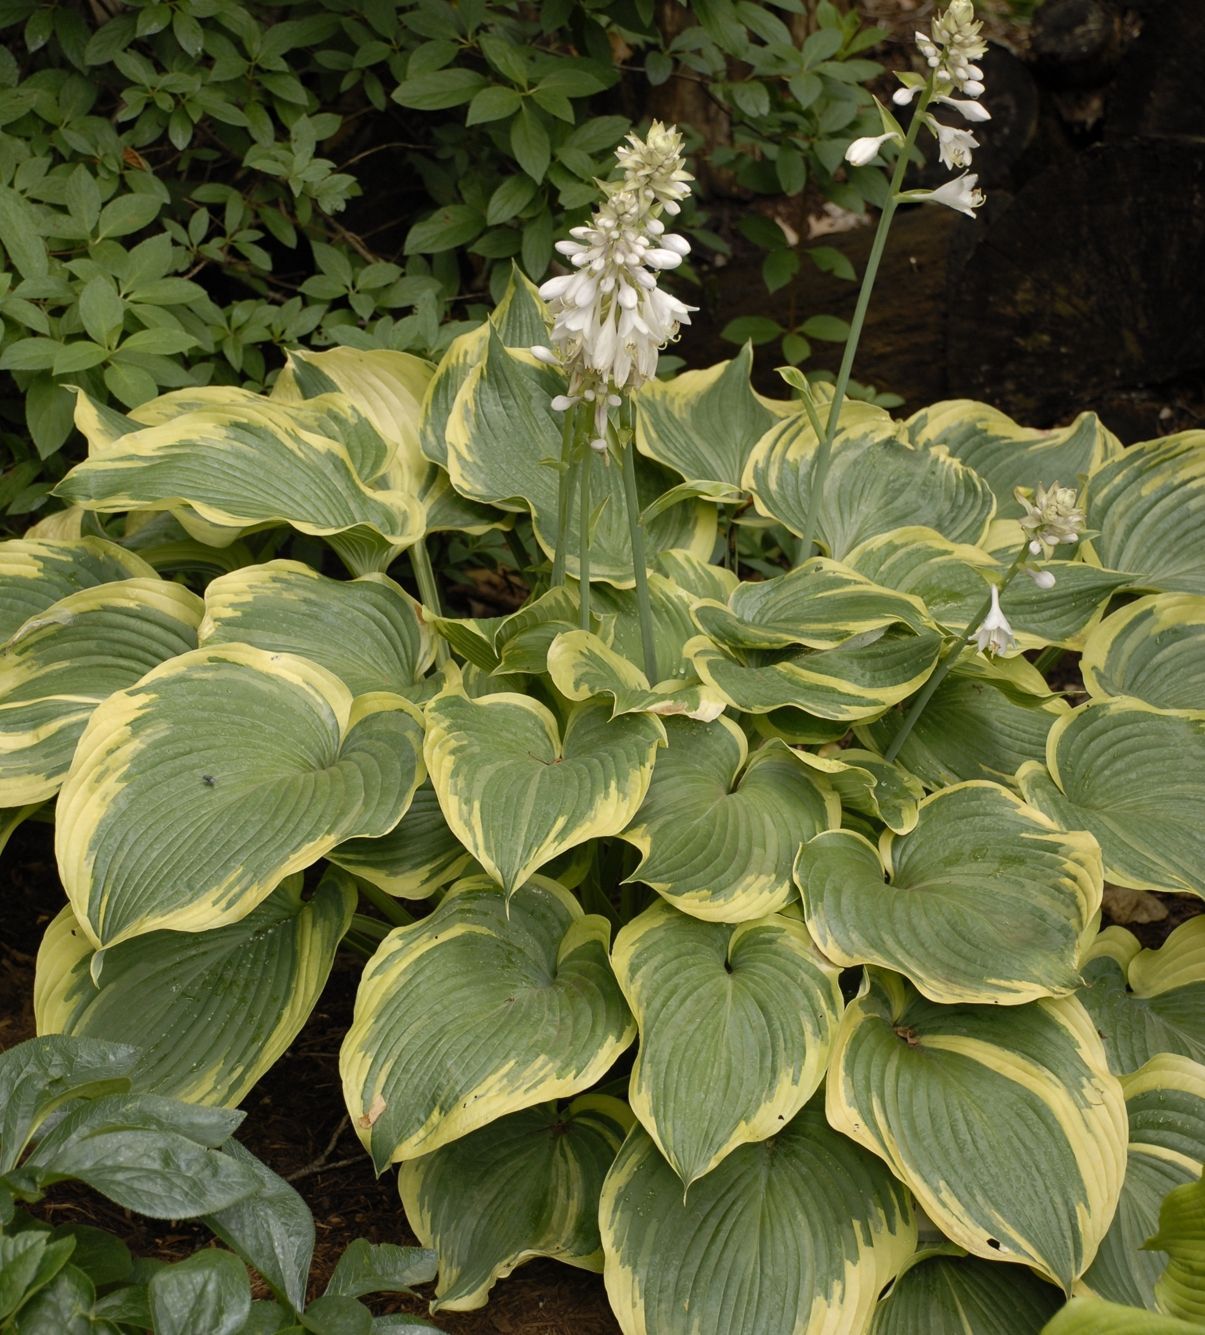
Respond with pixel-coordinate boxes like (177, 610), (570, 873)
(285, 1115), (354, 1182)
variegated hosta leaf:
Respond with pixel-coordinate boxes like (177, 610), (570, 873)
(633, 345), (788, 505)
(340, 876), (634, 1169)
(0, 579), (202, 806)
(845, 526), (1130, 650)
(423, 679), (664, 897)
(618, 716), (838, 921)
(860, 656), (1067, 789)
(905, 401), (1121, 518)
(1082, 433), (1205, 594)
(872, 1246), (1062, 1333)
(0, 537), (156, 642)
(1081, 1056), (1205, 1310)
(1150, 1171), (1205, 1324)
(272, 346), (433, 493)
(692, 557), (930, 650)
(1043, 1297), (1201, 1332)
(274, 345), (499, 542)
(443, 332), (715, 585)
(1081, 595), (1205, 711)
(793, 748), (924, 835)
(419, 266), (550, 471)
(57, 389), (423, 548)
(1018, 701), (1205, 898)
(199, 560), (432, 698)
(1078, 922), (1205, 1074)
(600, 1106), (917, 1335)
(57, 643), (425, 949)
(743, 415), (995, 558)
(34, 871), (354, 1107)
(430, 586), (579, 675)
(327, 783), (474, 899)
(612, 902), (841, 1186)
(547, 629), (726, 722)
(799, 782), (1101, 1004)
(827, 970), (1128, 1290)
(398, 1095), (632, 1312)
(687, 626), (943, 722)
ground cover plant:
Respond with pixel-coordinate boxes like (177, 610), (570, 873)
(1, 2), (1204, 1331)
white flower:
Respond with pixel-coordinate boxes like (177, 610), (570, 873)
(935, 93), (992, 123)
(975, 584), (1016, 656)
(845, 131), (902, 166)
(927, 118), (979, 170)
(1015, 482), (1086, 556)
(908, 172), (985, 217)
(1021, 566), (1056, 590)
(893, 85), (921, 107)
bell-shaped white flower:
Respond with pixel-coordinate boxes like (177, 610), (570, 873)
(906, 172), (985, 217)
(975, 584), (1017, 656)
(1014, 482), (1086, 556)
(935, 93), (992, 123)
(927, 118), (979, 170)
(845, 130), (903, 167)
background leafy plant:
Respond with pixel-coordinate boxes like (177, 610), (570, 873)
(0, 0), (891, 525)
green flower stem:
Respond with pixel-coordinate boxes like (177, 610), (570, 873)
(356, 883), (415, 928)
(884, 541), (1030, 763)
(552, 405), (580, 587)
(579, 443), (593, 630)
(798, 80), (934, 561)
(620, 409), (659, 684)
(410, 535), (448, 667)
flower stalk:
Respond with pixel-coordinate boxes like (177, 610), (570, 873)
(410, 535), (448, 666)
(620, 405), (659, 683)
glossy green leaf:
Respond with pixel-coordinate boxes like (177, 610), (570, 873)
(148, 1251), (251, 1335)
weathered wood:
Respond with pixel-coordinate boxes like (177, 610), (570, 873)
(1106, 0), (1205, 140)
(946, 140), (1205, 434)
(1031, 0), (1122, 89)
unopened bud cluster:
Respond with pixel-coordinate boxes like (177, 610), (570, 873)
(850, 0), (990, 219)
(533, 122), (696, 451)
(1015, 482), (1087, 557)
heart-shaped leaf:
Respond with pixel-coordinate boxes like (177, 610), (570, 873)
(1018, 701), (1205, 897)
(1, 579), (202, 805)
(797, 781), (1101, 1004)
(1081, 594), (1205, 712)
(399, 1095), (631, 1311)
(613, 902), (841, 1185)
(57, 643), (425, 948)
(423, 680), (664, 897)
(340, 876), (634, 1169)
(827, 970), (1127, 1290)
(600, 1106), (916, 1335)
(35, 871), (354, 1107)
(619, 716), (837, 920)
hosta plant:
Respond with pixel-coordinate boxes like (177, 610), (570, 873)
(2, 6), (1204, 1330)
